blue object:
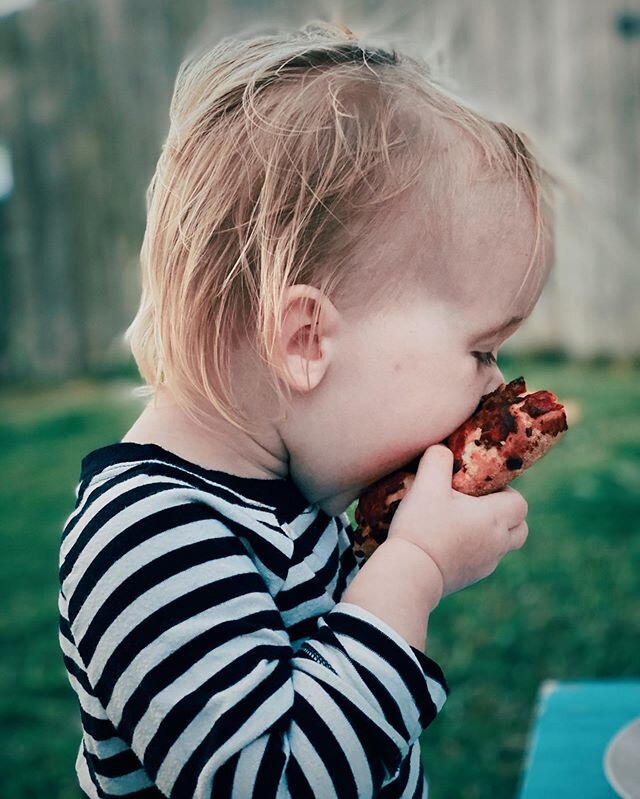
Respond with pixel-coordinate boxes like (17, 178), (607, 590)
(517, 679), (640, 799)
(616, 13), (640, 39)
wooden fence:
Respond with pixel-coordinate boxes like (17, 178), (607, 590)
(0, 0), (639, 383)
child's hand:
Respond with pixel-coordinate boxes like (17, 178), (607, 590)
(387, 444), (529, 598)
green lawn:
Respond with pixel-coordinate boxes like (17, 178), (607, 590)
(1, 358), (638, 799)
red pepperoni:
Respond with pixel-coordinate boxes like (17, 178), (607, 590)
(521, 391), (563, 418)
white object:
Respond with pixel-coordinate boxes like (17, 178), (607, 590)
(0, 142), (13, 201)
(0, 0), (38, 17)
(604, 717), (640, 799)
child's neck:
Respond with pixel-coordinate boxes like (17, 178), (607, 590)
(121, 387), (288, 481)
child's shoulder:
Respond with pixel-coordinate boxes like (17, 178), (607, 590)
(60, 442), (308, 602)
(63, 444), (313, 560)
(59, 442), (360, 617)
(76, 442), (306, 516)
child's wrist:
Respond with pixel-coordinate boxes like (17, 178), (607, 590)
(381, 537), (445, 610)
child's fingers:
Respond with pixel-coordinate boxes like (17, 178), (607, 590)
(415, 445), (454, 493)
(482, 485), (529, 529)
(506, 520), (529, 551)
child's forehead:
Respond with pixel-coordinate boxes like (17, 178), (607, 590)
(335, 159), (552, 322)
(432, 179), (552, 314)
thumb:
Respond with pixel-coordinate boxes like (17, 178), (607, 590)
(414, 444), (454, 493)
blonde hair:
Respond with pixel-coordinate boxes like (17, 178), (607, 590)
(124, 19), (558, 437)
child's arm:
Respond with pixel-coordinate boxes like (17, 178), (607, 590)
(341, 536), (443, 651)
(61, 485), (448, 798)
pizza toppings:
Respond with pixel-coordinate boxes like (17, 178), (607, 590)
(520, 391), (564, 417)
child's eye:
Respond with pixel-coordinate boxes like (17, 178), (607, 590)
(472, 350), (497, 367)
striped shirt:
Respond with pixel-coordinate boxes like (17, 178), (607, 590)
(58, 442), (449, 798)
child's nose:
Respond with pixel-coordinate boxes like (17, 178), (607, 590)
(487, 366), (506, 393)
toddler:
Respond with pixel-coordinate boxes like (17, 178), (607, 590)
(58, 19), (556, 799)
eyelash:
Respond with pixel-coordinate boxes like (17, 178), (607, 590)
(472, 351), (497, 367)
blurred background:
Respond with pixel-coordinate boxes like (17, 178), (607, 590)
(0, 0), (638, 797)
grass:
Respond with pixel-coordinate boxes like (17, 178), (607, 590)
(1, 358), (638, 799)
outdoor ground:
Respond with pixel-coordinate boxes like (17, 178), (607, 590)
(1, 356), (638, 799)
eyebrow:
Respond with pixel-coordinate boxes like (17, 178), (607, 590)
(479, 315), (525, 340)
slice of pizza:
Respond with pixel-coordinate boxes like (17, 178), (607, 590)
(352, 377), (568, 560)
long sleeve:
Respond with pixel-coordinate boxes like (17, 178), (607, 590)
(288, 602), (448, 795)
(59, 472), (448, 799)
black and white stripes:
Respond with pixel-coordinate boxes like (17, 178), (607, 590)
(58, 442), (448, 798)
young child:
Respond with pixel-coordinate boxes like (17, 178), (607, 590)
(58, 19), (555, 799)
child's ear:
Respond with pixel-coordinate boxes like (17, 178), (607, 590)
(275, 285), (339, 393)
